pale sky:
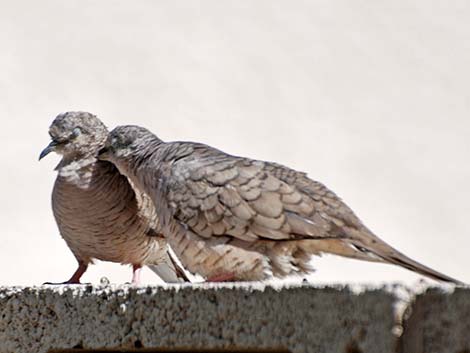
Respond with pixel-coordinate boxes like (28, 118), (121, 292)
(1, 0), (468, 286)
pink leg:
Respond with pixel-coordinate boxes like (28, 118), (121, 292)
(207, 272), (236, 282)
(44, 261), (88, 285)
(132, 264), (142, 285)
(65, 262), (88, 284)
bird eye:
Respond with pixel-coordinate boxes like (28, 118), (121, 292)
(72, 127), (82, 138)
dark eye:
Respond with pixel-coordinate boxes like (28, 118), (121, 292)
(111, 136), (119, 147)
(72, 127), (82, 137)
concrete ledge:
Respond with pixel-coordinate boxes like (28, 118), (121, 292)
(401, 287), (470, 353)
(0, 283), (399, 353)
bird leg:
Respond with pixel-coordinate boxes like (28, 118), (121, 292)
(44, 261), (88, 285)
(132, 264), (142, 285)
(65, 262), (88, 283)
(206, 272), (236, 282)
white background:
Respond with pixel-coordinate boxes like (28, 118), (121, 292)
(1, 0), (468, 285)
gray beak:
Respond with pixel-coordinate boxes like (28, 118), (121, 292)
(39, 140), (58, 161)
(97, 146), (110, 160)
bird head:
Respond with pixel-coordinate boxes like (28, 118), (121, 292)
(98, 125), (160, 177)
(39, 111), (108, 161)
(98, 125), (152, 160)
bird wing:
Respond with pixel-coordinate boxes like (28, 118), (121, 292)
(157, 143), (349, 243)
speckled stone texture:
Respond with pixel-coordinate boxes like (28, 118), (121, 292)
(0, 283), (398, 353)
(401, 287), (470, 353)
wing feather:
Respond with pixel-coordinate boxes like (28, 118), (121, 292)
(156, 145), (351, 242)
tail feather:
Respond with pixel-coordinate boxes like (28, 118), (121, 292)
(379, 251), (462, 284)
(348, 228), (464, 285)
(300, 239), (384, 263)
(148, 249), (191, 283)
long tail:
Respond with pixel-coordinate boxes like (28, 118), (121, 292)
(306, 229), (463, 285)
(148, 248), (191, 283)
(346, 228), (464, 285)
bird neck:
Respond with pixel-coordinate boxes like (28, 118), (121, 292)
(121, 141), (167, 200)
(55, 155), (99, 185)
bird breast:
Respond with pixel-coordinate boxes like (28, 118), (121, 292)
(52, 161), (165, 265)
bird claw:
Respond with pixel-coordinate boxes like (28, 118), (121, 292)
(42, 281), (89, 285)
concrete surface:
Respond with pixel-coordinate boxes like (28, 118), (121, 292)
(401, 287), (470, 353)
(0, 283), (399, 353)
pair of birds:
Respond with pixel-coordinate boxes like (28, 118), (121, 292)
(40, 111), (461, 285)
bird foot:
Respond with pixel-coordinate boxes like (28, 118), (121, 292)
(43, 262), (89, 285)
(43, 280), (87, 285)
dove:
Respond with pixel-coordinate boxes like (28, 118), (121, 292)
(97, 125), (462, 284)
(39, 112), (188, 284)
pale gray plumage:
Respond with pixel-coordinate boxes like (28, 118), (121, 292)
(40, 112), (188, 284)
(98, 125), (462, 284)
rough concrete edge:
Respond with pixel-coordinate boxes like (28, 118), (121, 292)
(1, 280), (459, 325)
(2, 279), (456, 294)
(0, 281), (463, 353)
(398, 284), (470, 353)
(0, 281), (399, 298)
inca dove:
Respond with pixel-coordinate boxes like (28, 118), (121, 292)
(39, 112), (188, 284)
(98, 125), (462, 284)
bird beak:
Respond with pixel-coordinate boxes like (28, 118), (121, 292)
(97, 146), (110, 160)
(39, 140), (58, 161)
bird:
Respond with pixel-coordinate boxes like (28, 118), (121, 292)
(39, 112), (189, 284)
(97, 124), (463, 284)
